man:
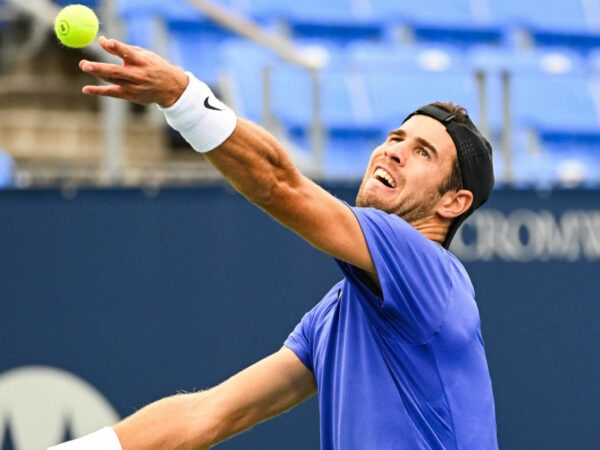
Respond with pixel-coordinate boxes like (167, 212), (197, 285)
(51, 36), (497, 449)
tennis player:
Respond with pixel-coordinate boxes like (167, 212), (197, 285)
(50, 36), (497, 449)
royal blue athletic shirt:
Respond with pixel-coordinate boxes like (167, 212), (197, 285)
(285, 206), (498, 449)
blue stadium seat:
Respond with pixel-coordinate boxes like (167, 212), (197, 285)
(116, 0), (222, 20)
(585, 48), (600, 74)
(359, 69), (482, 130)
(254, 59), (484, 177)
(270, 66), (366, 126)
(115, 0), (235, 86)
(228, 0), (283, 18)
(217, 38), (280, 120)
(510, 142), (600, 188)
(259, 0), (386, 46)
(347, 42), (466, 73)
(367, 0), (503, 47)
(167, 19), (236, 87)
(347, 42), (481, 125)
(504, 70), (600, 187)
(467, 46), (589, 133)
(510, 72), (599, 136)
(510, 148), (561, 188)
(269, 65), (383, 177)
(468, 46), (588, 74)
(115, 0), (202, 49)
(467, 43), (600, 187)
(486, 0), (600, 51)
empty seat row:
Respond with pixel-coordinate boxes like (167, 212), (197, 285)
(112, 0), (600, 54)
(214, 38), (600, 184)
(102, 1), (600, 186)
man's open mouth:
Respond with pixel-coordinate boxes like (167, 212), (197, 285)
(374, 168), (396, 188)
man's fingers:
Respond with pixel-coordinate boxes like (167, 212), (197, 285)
(82, 83), (156, 105)
(78, 38), (185, 105)
(81, 84), (120, 96)
(98, 36), (142, 64)
(82, 84), (130, 100)
(80, 60), (140, 84)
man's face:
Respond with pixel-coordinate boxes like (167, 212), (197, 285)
(356, 115), (458, 225)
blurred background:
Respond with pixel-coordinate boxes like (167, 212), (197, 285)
(0, 0), (599, 449)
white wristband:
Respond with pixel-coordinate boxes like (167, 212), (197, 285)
(158, 72), (237, 153)
(48, 427), (122, 450)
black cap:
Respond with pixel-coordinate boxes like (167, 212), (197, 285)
(403, 104), (494, 249)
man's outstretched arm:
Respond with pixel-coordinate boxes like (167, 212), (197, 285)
(79, 37), (375, 275)
(51, 347), (316, 449)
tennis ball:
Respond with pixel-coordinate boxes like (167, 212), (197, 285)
(54, 4), (99, 48)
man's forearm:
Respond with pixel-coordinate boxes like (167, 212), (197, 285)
(204, 117), (303, 207)
(157, 73), (301, 210)
(97, 349), (315, 450)
(79, 41), (372, 270)
(113, 392), (215, 450)
(80, 39), (301, 211)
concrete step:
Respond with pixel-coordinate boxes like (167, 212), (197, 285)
(0, 109), (169, 163)
(0, 74), (99, 111)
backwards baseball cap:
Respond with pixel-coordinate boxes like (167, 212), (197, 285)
(403, 103), (495, 249)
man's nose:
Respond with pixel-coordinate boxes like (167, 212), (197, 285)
(385, 144), (405, 165)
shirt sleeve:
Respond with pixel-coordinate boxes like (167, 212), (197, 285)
(284, 282), (344, 372)
(338, 207), (452, 344)
(284, 315), (314, 372)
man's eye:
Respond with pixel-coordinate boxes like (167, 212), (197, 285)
(389, 136), (402, 143)
(419, 149), (430, 158)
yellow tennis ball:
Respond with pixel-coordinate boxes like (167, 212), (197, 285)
(54, 4), (99, 48)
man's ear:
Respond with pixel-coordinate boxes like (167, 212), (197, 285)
(437, 189), (473, 220)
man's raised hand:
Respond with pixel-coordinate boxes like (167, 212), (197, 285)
(79, 36), (189, 107)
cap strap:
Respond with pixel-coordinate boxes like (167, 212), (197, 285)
(413, 105), (455, 124)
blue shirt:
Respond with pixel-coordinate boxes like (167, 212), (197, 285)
(285, 207), (497, 449)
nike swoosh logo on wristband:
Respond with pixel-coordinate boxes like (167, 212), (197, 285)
(204, 96), (224, 111)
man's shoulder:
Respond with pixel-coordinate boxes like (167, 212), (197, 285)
(351, 206), (444, 257)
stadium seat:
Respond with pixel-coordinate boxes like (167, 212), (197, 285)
(347, 42), (482, 126)
(487, 0), (591, 28)
(115, 0), (222, 20)
(585, 47), (600, 74)
(468, 45), (588, 74)
(510, 141), (600, 188)
(167, 19), (237, 87)
(508, 71), (597, 136)
(269, 64), (383, 177)
(486, 0), (600, 51)
(510, 148), (561, 188)
(217, 38), (279, 120)
(504, 70), (600, 187)
(346, 42), (466, 73)
(115, 0), (235, 86)
(359, 69), (482, 130)
(366, 0), (503, 47)
(260, 0), (387, 46)
(274, 67), (370, 126)
(228, 0), (283, 18)
(258, 49), (483, 177)
(467, 42), (600, 187)
(115, 0), (201, 49)
(467, 46), (589, 133)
